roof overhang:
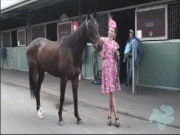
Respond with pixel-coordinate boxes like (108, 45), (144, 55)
(1, 0), (176, 21)
(1, 0), (38, 14)
(1, 0), (65, 20)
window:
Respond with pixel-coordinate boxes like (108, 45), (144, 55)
(2, 32), (11, 48)
(57, 21), (72, 40)
(17, 29), (26, 46)
(136, 5), (168, 41)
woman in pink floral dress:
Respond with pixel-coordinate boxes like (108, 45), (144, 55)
(99, 16), (121, 127)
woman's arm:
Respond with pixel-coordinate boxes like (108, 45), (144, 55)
(99, 37), (105, 45)
(97, 37), (105, 52)
(117, 52), (120, 59)
(100, 37), (106, 59)
(115, 42), (120, 60)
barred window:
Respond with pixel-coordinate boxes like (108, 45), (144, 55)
(96, 13), (109, 37)
(168, 2), (180, 39)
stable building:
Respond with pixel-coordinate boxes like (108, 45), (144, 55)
(1, 0), (180, 91)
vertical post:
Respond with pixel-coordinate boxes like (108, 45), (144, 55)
(27, 10), (32, 46)
(44, 24), (47, 38)
(0, 26), (2, 48)
(132, 41), (136, 94)
(134, 8), (138, 94)
(0, 25), (2, 68)
(79, 0), (82, 80)
(10, 31), (12, 69)
(79, 0), (82, 24)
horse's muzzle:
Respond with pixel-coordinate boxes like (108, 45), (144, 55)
(94, 37), (101, 44)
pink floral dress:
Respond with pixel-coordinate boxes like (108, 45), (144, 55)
(101, 38), (121, 94)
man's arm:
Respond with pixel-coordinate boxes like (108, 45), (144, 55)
(123, 54), (128, 63)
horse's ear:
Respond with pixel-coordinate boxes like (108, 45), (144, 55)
(88, 9), (91, 20)
(94, 9), (97, 19)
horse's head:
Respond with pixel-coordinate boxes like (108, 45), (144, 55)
(86, 10), (100, 44)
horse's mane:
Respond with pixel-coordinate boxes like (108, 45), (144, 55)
(62, 20), (87, 48)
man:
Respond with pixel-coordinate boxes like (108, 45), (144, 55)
(123, 29), (143, 87)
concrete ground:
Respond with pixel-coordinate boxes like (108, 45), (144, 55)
(1, 68), (180, 134)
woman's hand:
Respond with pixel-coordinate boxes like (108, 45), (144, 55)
(99, 37), (105, 45)
(96, 37), (105, 52)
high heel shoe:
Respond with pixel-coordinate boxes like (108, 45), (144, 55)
(108, 116), (111, 126)
(115, 117), (120, 127)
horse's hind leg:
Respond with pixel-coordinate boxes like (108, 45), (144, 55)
(58, 77), (67, 125)
(29, 64), (42, 118)
(37, 68), (45, 119)
(71, 76), (83, 125)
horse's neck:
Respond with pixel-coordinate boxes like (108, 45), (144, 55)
(73, 32), (87, 64)
(68, 22), (88, 62)
(74, 32), (87, 53)
(72, 22), (87, 47)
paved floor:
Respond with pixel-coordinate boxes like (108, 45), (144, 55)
(1, 69), (180, 133)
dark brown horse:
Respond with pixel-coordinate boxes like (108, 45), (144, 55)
(26, 11), (100, 125)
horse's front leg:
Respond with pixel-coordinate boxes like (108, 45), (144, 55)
(71, 75), (83, 125)
(58, 77), (67, 125)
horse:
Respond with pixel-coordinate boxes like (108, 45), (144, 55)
(26, 11), (100, 125)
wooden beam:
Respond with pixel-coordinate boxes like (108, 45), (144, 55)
(0, 24), (2, 48)
(28, 0), (66, 11)
(27, 10), (32, 46)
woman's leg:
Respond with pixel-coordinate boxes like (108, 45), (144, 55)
(108, 92), (113, 125)
(112, 92), (120, 127)
(110, 92), (114, 113)
(113, 93), (118, 117)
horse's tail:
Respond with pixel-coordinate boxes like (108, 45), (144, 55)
(27, 38), (45, 99)
(27, 43), (39, 99)
(28, 63), (37, 99)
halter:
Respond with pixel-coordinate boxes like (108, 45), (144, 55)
(86, 20), (95, 43)
(86, 19), (99, 52)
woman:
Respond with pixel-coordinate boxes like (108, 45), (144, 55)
(99, 16), (121, 127)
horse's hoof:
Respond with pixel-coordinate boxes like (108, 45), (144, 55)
(38, 108), (44, 119)
(38, 114), (43, 120)
(39, 107), (44, 114)
(58, 120), (65, 126)
(77, 120), (83, 125)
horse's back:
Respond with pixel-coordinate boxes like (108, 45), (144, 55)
(27, 37), (56, 56)
(27, 38), (48, 51)
(26, 38), (50, 63)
